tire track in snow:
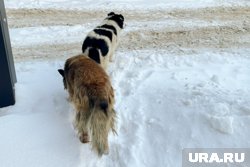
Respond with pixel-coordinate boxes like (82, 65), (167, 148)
(6, 6), (250, 61)
(6, 6), (250, 28)
(12, 23), (250, 61)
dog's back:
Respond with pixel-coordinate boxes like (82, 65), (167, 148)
(82, 12), (124, 70)
(65, 55), (112, 97)
(60, 54), (116, 156)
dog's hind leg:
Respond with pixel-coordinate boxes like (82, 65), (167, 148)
(79, 112), (90, 143)
(75, 110), (90, 143)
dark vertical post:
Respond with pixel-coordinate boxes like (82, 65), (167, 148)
(0, 0), (17, 107)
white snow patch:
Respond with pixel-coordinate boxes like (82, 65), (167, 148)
(4, 0), (250, 10)
(209, 116), (234, 134)
(1, 49), (250, 167)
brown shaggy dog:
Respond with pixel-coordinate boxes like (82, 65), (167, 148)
(58, 54), (116, 156)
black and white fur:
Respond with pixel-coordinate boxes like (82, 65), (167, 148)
(82, 12), (124, 70)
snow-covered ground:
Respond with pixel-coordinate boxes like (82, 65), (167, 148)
(1, 0), (250, 167)
(5, 0), (250, 10)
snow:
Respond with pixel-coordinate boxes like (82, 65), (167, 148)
(1, 0), (250, 167)
(4, 0), (250, 10)
(10, 25), (86, 47)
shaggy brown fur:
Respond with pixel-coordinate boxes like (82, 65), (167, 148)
(58, 54), (116, 156)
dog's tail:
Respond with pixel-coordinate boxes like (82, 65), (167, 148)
(88, 98), (116, 156)
(88, 48), (101, 64)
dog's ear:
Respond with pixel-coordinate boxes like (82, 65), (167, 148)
(119, 14), (124, 21)
(108, 12), (115, 16)
(58, 69), (64, 77)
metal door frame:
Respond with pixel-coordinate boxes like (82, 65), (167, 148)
(0, 0), (17, 107)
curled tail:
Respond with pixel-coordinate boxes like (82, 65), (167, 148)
(88, 99), (116, 156)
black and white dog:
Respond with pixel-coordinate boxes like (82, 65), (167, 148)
(82, 12), (124, 70)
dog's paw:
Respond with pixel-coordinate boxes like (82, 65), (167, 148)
(79, 133), (89, 143)
(103, 148), (109, 155)
(103, 142), (109, 155)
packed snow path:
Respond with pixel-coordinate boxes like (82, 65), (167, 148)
(6, 6), (250, 61)
(1, 2), (250, 167)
